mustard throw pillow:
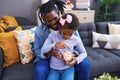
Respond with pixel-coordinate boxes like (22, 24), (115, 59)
(1, 15), (18, 27)
(0, 15), (18, 33)
(0, 26), (22, 68)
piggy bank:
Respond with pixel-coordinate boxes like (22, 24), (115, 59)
(63, 51), (72, 62)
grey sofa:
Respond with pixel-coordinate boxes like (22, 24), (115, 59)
(78, 22), (120, 79)
(0, 17), (120, 80)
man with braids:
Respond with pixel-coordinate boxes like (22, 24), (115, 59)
(34, 0), (90, 80)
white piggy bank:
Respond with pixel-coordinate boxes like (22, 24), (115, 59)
(63, 51), (72, 62)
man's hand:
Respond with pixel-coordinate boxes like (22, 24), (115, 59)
(44, 48), (61, 58)
(64, 57), (77, 66)
(50, 48), (61, 58)
(72, 52), (78, 57)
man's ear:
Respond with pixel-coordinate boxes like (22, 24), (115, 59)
(41, 15), (46, 23)
(42, 15), (45, 22)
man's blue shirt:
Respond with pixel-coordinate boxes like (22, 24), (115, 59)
(34, 24), (51, 62)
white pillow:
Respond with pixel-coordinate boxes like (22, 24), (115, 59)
(108, 23), (120, 34)
(92, 32), (120, 49)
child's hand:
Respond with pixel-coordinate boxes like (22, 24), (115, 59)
(55, 42), (67, 49)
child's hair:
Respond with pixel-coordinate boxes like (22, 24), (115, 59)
(59, 13), (80, 30)
(38, 0), (65, 24)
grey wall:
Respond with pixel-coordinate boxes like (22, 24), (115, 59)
(0, 0), (41, 25)
(0, 0), (120, 25)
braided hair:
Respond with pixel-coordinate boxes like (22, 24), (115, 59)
(38, 0), (65, 24)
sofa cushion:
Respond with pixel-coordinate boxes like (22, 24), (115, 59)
(95, 21), (120, 34)
(0, 15), (19, 33)
(86, 46), (120, 77)
(1, 15), (18, 26)
(107, 49), (120, 57)
(0, 27), (22, 68)
(108, 23), (120, 34)
(2, 61), (34, 80)
(92, 32), (120, 49)
(78, 22), (96, 46)
(14, 27), (36, 64)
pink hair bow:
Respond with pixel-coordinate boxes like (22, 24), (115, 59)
(59, 14), (72, 26)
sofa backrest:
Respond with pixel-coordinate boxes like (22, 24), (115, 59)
(15, 17), (34, 26)
(77, 21), (120, 47)
(95, 21), (120, 34)
(78, 22), (96, 46)
(6, 17), (35, 32)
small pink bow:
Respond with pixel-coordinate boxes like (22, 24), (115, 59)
(59, 14), (72, 26)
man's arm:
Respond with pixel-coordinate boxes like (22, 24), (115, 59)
(34, 32), (60, 59)
(74, 30), (80, 37)
(75, 37), (87, 64)
(34, 26), (51, 59)
(41, 32), (57, 58)
(74, 30), (87, 64)
(34, 27), (61, 59)
(73, 30), (81, 56)
(34, 27), (44, 57)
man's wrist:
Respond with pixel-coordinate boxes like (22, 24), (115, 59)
(44, 52), (51, 57)
(44, 48), (55, 57)
(73, 51), (78, 57)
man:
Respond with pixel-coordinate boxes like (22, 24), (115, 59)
(34, 0), (90, 80)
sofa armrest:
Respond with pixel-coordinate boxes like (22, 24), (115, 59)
(0, 48), (3, 79)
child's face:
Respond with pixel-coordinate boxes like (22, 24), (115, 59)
(60, 28), (74, 40)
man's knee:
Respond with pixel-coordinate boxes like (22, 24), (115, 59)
(74, 59), (90, 80)
(34, 60), (49, 80)
(75, 59), (90, 71)
(34, 60), (49, 74)
(81, 59), (90, 68)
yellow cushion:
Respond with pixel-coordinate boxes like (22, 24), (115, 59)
(0, 15), (18, 33)
(1, 15), (18, 26)
(0, 26), (22, 68)
(108, 23), (120, 34)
